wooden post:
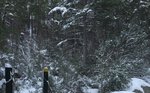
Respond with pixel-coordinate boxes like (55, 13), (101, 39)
(43, 67), (48, 93)
(5, 65), (13, 93)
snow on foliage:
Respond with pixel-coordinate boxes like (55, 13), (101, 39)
(49, 6), (68, 17)
(0, 54), (8, 60)
(51, 18), (60, 24)
(14, 86), (36, 93)
(83, 88), (99, 93)
(14, 79), (41, 93)
(111, 78), (150, 93)
(17, 88), (36, 93)
(57, 39), (68, 46)
(8, 13), (14, 16)
(87, 89), (99, 93)
(5, 63), (12, 68)
(0, 79), (5, 89)
(75, 7), (93, 15)
(76, 8), (89, 15)
(53, 76), (64, 85)
(140, 1), (150, 8)
(0, 53), (14, 61)
(39, 49), (47, 55)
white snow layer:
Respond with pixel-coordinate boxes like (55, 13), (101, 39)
(0, 79), (5, 89)
(111, 78), (150, 93)
(20, 87), (36, 93)
(14, 80), (38, 93)
(49, 6), (67, 16)
(39, 49), (47, 55)
(87, 89), (99, 93)
(0, 54), (8, 59)
(57, 39), (68, 46)
(14, 87), (36, 93)
(83, 87), (99, 93)
(111, 91), (135, 93)
(5, 63), (12, 68)
(128, 78), (150, 93)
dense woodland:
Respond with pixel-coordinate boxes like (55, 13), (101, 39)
(0, 0), (150, 93)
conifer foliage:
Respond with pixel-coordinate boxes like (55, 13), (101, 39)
(0, 0), (150, 92)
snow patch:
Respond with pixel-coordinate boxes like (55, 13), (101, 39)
(83, 87), (99, 93)
(49, 6), (68, 17)
(111, 78), (150, 93)
(76, 8), (89, 15)
(0, 54), (8, 59)
(128, 78), (150, 93)
(15, 87), (36, 93)
(51, 18), (60, 25)
(87, 89), (99, 93)
(87, 9), (92, 13)
(9, 13), (14, 16)
(63, 21), (74, 30)
(0, 53), (14, 61)
(111, 91), (135, 93)
(39, 49), (47, 55)
(53, 76), (64, 85)
(5, 63), (12, 68)
(0, 79), (5, 89)
(57, 39), (68, 46)
(14, 80), (37, 93)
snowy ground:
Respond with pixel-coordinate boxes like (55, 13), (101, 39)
(0, 77), (150, 93)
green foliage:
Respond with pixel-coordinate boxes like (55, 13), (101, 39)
(0, 24), (9, 51)
(101, 0), (122, 7)
(51, 0), (61, 7)
(101, 71), (128, 93)
(93, 0), (122, 9)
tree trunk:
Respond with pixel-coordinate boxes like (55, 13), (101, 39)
(83, 14), (88, 67)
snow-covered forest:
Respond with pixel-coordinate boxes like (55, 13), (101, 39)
(0, 0), (150, 93)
